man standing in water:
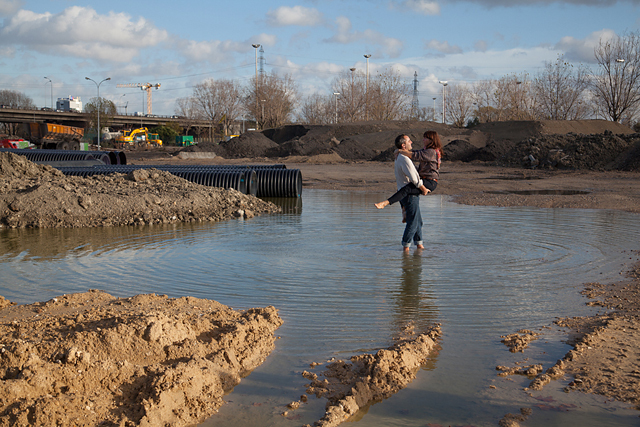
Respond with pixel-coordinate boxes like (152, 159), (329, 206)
(393, 134), (427, 252)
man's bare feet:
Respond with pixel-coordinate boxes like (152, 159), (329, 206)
(416, 244), (425, 250)
(403, 247), (410, 253)
(374, 200), (389, 209)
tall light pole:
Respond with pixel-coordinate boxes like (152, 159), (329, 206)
(44, 77), (52, 109)
(85, 76), (111, 149)
(432, 97), (437, 121)
(252, 43), (261, 129)
(364, 54), (371, 121)
(349, 67), (356, 120)
(438, 81), (448, 124)
(333, 92), (340, 124)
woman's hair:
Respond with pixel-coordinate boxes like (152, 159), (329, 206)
(423, 131), (442, 150)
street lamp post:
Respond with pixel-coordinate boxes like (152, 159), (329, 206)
(44, 77), (52, 109)
(432, 97), (437, 122)
(438, 81), (448, 124)
(85, 76), (111, 149)
(364, 54), (371, 121)
(333, 92), (340, 124)
(252, 44), (261, 129)
(349, 67), (356, 120)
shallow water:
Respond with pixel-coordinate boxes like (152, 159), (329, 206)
(1, 190), (639, 426)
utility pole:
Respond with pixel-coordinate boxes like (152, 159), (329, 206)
(438, 81), (448, 124)
(252, 44), (261, 129)
(364, 54), (371, 121)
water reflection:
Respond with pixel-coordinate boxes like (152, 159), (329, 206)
(1, 190), (639, 426)
(391, 251), (438, 335)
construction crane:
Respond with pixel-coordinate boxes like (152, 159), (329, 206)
(116, 83), (161, 115)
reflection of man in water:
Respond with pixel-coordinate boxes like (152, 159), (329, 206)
(393, 252), (438, 335)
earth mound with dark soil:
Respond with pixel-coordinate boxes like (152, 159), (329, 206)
(182, 120), (640, 171)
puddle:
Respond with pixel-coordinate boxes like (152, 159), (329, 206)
(487, 175), (544, 181)
(0, 190), (638, 426)
(486, 189), (591, 195)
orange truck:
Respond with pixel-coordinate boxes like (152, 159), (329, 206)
(23, 122), (84, 150)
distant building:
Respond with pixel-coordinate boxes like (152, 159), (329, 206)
(56, 96), (82, 112)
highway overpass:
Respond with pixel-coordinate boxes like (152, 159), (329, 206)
(0, 107), (212, 130)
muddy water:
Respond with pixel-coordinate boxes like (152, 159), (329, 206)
(1, 190), (639, 426)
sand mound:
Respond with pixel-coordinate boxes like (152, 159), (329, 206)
(300, 326), (441, 427)
(0, 290), (283, 427)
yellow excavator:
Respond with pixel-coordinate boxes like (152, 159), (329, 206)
(116, 128), (162, 147)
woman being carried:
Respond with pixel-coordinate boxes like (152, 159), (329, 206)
(374, 130), (442, 213)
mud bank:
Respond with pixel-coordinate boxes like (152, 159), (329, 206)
(0, 290), (283, 426)
(0, 152), (280, 229)
(289, 326), (441, 427)
(495, 256), (640, 415)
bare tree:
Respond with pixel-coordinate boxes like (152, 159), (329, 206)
(1, 90), (36, 134)
(298, 93), (334, 124)
(367, 68), (412, 121)
(245, 72), (298, 129)
(471, 80), (498, 123)
(493, 74), (536, 121)
(331, 70), (367, 122)
(0, 89), (36, 109)
(446, 84), (474, 127)
(174, 96), (200, 136)
(592, 31), (640, 123)
(84, 97), (117, 133)
(534, 55), (590, 120)
(192, 79), (242, 138)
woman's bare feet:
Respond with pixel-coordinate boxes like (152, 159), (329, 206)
(416, 244), (425, 250)
(374, 200), (389, 209)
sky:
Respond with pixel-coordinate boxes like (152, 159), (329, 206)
(1, 0), (639, 117)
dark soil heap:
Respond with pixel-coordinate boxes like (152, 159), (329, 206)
(0, 152), (280, 228)
(182, 120), (640, 171)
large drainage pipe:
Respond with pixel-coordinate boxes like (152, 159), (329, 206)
(57, 165), (301, 197)
(0, 149), (300, 197)
(0, 148), (126, 165)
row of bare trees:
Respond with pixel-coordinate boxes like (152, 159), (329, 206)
(441, 31), (640, 127)
(175, 72), (298, 140)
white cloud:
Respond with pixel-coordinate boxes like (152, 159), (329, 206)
(474, 40), (488, 52)
(326, 16), (404, 58)
(446, 0), (630, 6)
(266, 6), (323, 27)
(425, 39), (463, 54)
(0, 6), (168, 62)
(0, 0), (22, 16)
(400, 0), (441, 15)
(555, 29), (617, 63)
(176, 40), (246, 63)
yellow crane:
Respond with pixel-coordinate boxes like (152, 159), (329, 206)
(116, 83), (161, 115)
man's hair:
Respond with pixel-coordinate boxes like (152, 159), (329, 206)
(394, 134), (407, 149)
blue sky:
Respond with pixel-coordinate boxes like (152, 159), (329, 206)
(1, 0), (639, 116)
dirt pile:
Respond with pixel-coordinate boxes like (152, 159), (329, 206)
(297, 326), (441, 427)
(184, 119), (640, 171)
(0, 152), (280, 228)
(0, 290), (283, 427)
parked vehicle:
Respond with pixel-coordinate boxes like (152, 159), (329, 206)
(0, 137), (33, 149)
(115, 128), (162, 147)
(22, 122), (84, 150)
